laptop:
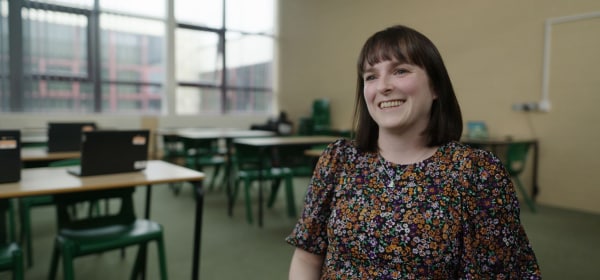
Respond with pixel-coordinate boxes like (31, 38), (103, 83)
(67, 130), (150, 177)
(47, 122), (97, 153)
(0, 130), (21, 183)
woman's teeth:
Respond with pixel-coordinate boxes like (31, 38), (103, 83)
(379, 100), (404, 109)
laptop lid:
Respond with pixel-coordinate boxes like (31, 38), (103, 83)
(69, 130), (149, 177)
(0, 130), (21, 183)
(47, 122), (97, 153)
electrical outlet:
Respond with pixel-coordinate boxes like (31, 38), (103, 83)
(512, 102), (539, 112)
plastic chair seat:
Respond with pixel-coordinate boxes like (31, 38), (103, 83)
(56, 219), (163, 254)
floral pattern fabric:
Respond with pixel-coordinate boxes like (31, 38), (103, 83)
(286, 139), (541, 279)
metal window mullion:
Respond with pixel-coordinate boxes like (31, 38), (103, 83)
(90, 0), (101, 112)
(221, 0), (227, 114)
(8, 0), (24, 111)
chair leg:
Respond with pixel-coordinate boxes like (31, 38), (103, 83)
(156, 237), (169, 280)
(62, 243), (75, 280)
(131, 243), (147, 280)
(18, 201), (33, 268)
(208, 165), (221, 191)
(12, 248), (24, 280)
(513, 176), (536, 212)
(48, 242), (60, 280)
(267, 179), (282, 208)
(284, 176), (297, 218)
(244, 179), (254, 224)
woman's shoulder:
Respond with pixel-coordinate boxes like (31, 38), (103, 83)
(317, 138), (371, 166)
(441, 141), (499, 163)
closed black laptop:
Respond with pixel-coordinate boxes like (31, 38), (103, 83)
(67, 130), (149, 177)
(0, 130), (21, 183)
(47, 122), (97, 153)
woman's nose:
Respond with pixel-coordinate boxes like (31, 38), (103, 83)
(377, 75), (393, 94)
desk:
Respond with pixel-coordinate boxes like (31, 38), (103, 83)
(21, 147), (79, 162)
(234, 136), (339, 227)
(159, 128), (275, 216)
(461, 137), (539, 201)
(0, 160), (206, 280)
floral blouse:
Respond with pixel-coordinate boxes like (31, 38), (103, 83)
(286, 139), (541, 279)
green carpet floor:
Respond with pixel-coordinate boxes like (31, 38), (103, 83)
(3, 175), (600, 279)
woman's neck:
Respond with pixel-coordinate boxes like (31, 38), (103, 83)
(378, 129), (436, 164)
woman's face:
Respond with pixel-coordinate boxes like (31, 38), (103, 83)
(362, 59), (437, 135)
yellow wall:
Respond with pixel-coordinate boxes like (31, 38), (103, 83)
(278, 0), (600, 213)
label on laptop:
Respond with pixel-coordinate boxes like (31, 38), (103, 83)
(0, 139), (17, 149)
(81, 125), (95, 132)
(134, 160), (147, 169)
(132, 135), (147, 146)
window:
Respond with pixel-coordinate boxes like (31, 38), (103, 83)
(0, 0), (276, 115)
(175, 0), (276, 115)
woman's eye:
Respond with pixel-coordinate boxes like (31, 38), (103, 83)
(394, 68), (408, 75)
(364, 75), (376, 81)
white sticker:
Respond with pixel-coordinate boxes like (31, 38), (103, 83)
(132, 135), (147, 145)
(0, 139), (17, 149)
(134, 160), (147, 169)
(82, 125), (95, 132)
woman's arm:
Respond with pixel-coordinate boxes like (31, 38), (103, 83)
(458, 149), (541, 279)
(289, 248), (324, 280)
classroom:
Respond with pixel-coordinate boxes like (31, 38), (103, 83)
(1, 0), (599, 279)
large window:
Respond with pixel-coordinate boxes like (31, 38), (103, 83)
(0, 0), (276, 115)
(175, 0), (275, 115)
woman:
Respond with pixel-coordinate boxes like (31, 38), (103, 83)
(286, 25), (541, 279)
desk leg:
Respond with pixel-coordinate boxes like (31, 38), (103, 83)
(258, 147), (266, 227)
(192, 180), (204, 280)
(142, 184), (153, 280)
(226, 139), (234, 217)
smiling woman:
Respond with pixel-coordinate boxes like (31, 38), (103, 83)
(286, 25), (542, 279)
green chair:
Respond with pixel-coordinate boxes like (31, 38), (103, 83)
(19, 158), (82, 268)
(312, 98), (331, 135)
(48, 188), (168, 280)
(273, 144), (315, 178)
(232, 143), (296, 224)
(0, 199), (24, 280)
(182, 138), (227, 192)
(164, 136), (226, 194)
(505, 143), (536, 212)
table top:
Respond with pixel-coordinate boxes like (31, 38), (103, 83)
(234, 135), (339, 147)
(304, 148), (325, 158)
(21, 135), (48, 144)
(0, 160), (205, 199)
(21, 147), (80, 162)
(158, 127), (275, 139)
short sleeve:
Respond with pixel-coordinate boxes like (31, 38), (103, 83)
(459, 149), (542, 279)
(285, 139), (346, 255)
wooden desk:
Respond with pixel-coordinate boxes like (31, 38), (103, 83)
(304, 148), (324, 158)
(233, 136), (339, 227)
(461, 137), (539, 201)
(21, 147), (79, 162)
(0, 160), (206, 280)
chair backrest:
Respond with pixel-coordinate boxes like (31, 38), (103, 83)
(53, 188), (136, 232)
(505, 142), (530, 175)
(0, 199), (16, 246)
(312, 99), (331, 131)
